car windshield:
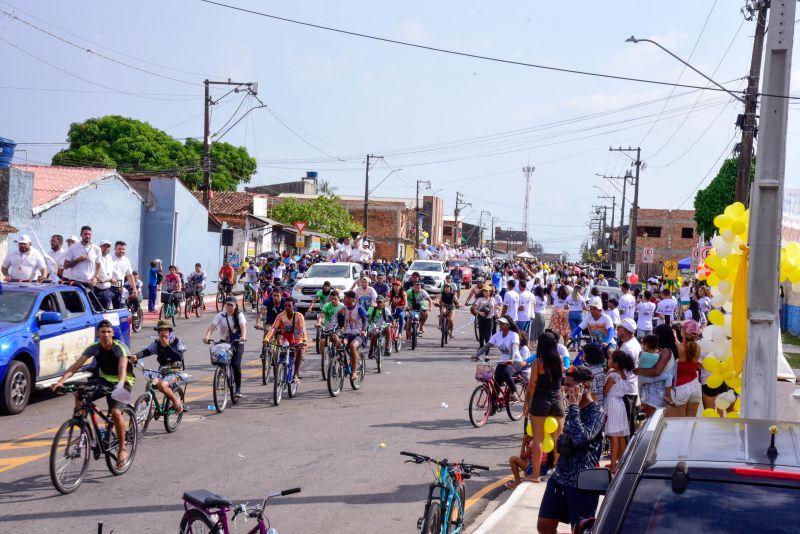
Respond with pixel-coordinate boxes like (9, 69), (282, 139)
(410, 262), (442, 272)
(448, 260), (467, 267)
(469, 259), (483, 266)
(0, 290), (37, 323)
(621, 478), (800, 533)
(303, 265), (351, 279)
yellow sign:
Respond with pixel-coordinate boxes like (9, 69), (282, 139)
(663, 260), (678, 281)
(295, 235), (305, 248)
(39, 327), (93, 377)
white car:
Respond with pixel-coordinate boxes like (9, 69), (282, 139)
(292, 262), (363, 312)
(403, 260), (447, 294)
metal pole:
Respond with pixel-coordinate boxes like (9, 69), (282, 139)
(202, 80), (211, 208)
(364, 154), (370, 234)
(628, 148), (641, 273)
(415, 178), (420, 259)
(743, 0), (795, 420)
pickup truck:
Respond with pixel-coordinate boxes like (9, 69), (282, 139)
(0, 282), (131, 415)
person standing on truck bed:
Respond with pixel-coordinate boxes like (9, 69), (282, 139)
(62, 226), (102, 285)
(95, 240), (115, 309)
(2, 235), (48, 282)
(111, 241), (136, 308)
(47, 234), (68, 280)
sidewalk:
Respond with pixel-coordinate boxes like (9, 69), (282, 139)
(471, 481), (546, 533)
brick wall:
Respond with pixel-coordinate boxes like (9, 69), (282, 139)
(347, 206), (410, 259)
(634, 208), (696, 268)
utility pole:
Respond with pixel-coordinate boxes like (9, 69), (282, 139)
(415, 179), (431, 258)
(735, 2), (768, 204)
(454, 191), (472, 247)
(597, 170), (632, 276)
(597, 195), (615, 261)
(202, 79), (259, 208)
(522, 165), (535, 247)
(609, 148), (641, 273)
(743, 0), (795, 420)
(490, 216), (498, 252)
(479, 210), (491, 249)
(363, 154), (383, 235)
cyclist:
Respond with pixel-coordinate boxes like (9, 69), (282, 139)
(354, 276), (378, 310)
(403, 271), (421, 291)
(132, 319), (186, 414)
(265, 297), (306, 382)
(337, 290), (368, 377)
(449, 263), (463, 299)
(473, 315), (524, 400)
(436, 282), (460, 339)
(388, 279), (407, 337)
(309, 281), (333, 311)
(372, 272), (390, 298)
(203, 296), (247, 399)
(239, 261), (260, 303)
(51, 319), (134, 468)
(285, 263), (299, 288)
(568, 296), (615, 355)
(316, 290), (343, 356)
(186, 263), (207, 301)
(161, 265), (183, 311)
(367, 296), (393, 359)
(218, 258), (235, 297)
(406, 280), (433, 336)
(256, 287), (286, 332)
(464, 277), (487, 307)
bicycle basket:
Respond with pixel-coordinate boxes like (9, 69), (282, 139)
(475, 363), (494, 383)
(210, 343), (233, 365)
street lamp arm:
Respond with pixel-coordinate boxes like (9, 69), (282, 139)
(625, 36), (745, 103)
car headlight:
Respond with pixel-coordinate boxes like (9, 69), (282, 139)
(334, 284), (348, 290)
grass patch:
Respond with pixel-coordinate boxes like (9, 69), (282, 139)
(782, 333), (800, 369)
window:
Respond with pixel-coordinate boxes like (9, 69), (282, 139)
(59, 291), (85, 317)
(444, 226), (452, 236)
(637, 226), (661, 238)
(681, 227), (694, 239)
(38, 294), (60, 314)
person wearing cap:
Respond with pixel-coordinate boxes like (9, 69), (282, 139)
(437, 281), (460, 340)
(388, 279), (407, 335)
(406, 279), (433, 336)
(265, 297), (306, 382)
(93, 240), (115, 308)
(63, 225), (102, 285)
(568, 296), (615, 353)
(131, 320), (187, 414)
(537, 365), (604, 534)
(2, 234), (48, 282)
(366, 296), (392, 358)
(203, 296), (247, 399)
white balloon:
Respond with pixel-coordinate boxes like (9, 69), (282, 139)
(712, 236), (725, 250)
(722, 321), (732, 337)
(716, 241), (732, 257)
(717, 280), (733, 295)
(705, 325), (720, 342)
(722, 229), (736, 244)
(711, 294), (726, 307)
(723, 301), (734, 312)
(715, 395), (732, 410)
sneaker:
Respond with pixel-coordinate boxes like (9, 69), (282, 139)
(368, 353), (375, 360)
(233, 389), (242, 400)
(384, 349), (391, 357)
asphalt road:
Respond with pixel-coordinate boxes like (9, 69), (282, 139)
(0, 298), (522, 533)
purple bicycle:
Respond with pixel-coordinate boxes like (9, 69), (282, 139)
(179, 487), (301, 533)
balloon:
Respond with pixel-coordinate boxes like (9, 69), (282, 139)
(629, 274), (639, 284)
(715, 264), (730, 279)
(721, 229), (736, 243)
(544, 416), (558, 434)
(707, 273), (720, 287)
(703, 408), (720, 418)
(731, 220), (747, 236)
(706, 252), (722, 270)
(715, 241), (732, 258)
(711, 293), (726, 307)
(542, 435), (555, 453)
(734, 398), (741, 412)
(789, 269), (800, 284)
(726, 254), (741, 271)
(726, 376), (742, 390)
(596, 249), (603, 256)
(729, 202), (746, 216)
(526, 421), (532, 437)
(726, 411), (740, 419)
(702, 356), (720, 374)
(708, 309), (725, 326)
(715, 395), (732, 411)
(706, 373), (724, 389)
(714, 214), (732, 229)
(717, 280), (732, 295)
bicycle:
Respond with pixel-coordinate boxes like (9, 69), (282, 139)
(368, 325), (389, 374)
(127, 294), (143, 333)
(184, 286), (205, 319)
(159, 292), (180, 327)
(214, 281), (233, 312)
(468, 363), (527, 428)
(407, 308), (421, 350)
(132, 362), (188, 438)
(390, 318), (403, 354)
(401, 451), (489, 534)
(272, 340), (303, 406)
(318, 326), (337, 381)
(179, 487), (301, 534)
(439, 305), (454, 348)
(206, 340), (238, 413)
(241, 281), (259, 313)
(326, 338), (365, 397)
(259, 333), (278, 386)
(49, 383), (139, 494)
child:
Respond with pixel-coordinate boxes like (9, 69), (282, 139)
(636, 334), (673, 414)
(518, 331), (533, 382)
(605, 298), (620, 327)
(506, 426), (534, 489)
(582, 343), (606, 403)
(604, 349), (635, 474)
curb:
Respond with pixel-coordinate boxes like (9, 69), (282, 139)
(471, 481), (544, 534)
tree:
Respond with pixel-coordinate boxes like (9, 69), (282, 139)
(694, 156), (755, 238)
(270, 194), (363, 238)
(52, 115), (255, 191)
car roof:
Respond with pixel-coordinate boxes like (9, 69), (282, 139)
(3, 282), (64, 293)
(309, 262), (359, 267)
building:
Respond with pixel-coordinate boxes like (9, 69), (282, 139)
(442, 215), (463, 245)
(192, 190), (271, 264)
(0, 220), (18, 261)
(245, 172), (319, 196)
(632, 208), (697, 275)
(461, 221), (482, 248)
(492, 228), (527, 254)
(421, 195), (445, 246)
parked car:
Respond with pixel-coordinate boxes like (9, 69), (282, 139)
(447, 259), (473, 288)
(468, 258), (489, 281)
(292, 262), (363, 313)
(575, 410), (800, 533)
(0, 283), (131, 415)
(403, 260), (447, 294)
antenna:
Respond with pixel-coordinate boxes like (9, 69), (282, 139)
(522, 165), (535, 248)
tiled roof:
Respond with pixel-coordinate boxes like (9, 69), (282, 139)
(14, 165), (116, 208)
(191, 191), (253, 215)
(0, 221), (18, 233)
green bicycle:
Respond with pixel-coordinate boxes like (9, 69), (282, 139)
(132, 362), (187, 438)
(241, 282), (259, 313)
(159, 292), (180, 327)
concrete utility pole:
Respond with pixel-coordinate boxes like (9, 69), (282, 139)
(202, 79), (259, 208)
(522, 165), (535, 246)
(415, 179), (431, 258)
(597, 170), (633, 275)
(735, 2), (768, 204)
(363, 154), (383, 235)
(490, 216), (498, 252)
(478, 210), (490, 249)
(743, 0), (795, 420)
(610, 147), (642, 273)
(454, 191), (471, 246)
(597, 195), (616, 261)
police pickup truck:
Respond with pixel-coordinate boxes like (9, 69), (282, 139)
(0, 282), (131, 415)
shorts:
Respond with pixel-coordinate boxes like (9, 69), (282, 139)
(640, 380), (667, 409)
(539, 477), (599, 528)
(530, 394), (565, 417)
(344, 334), (365, 346)
(702, 382), (728, 397)
(636, 328), (652, 339)
(87, 379), (129, 412)
(673, 378), (702, 405)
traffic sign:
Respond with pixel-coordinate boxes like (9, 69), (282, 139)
(293, 221), (307, 234)
(642, 247), (654, 264)
(699, 246), (712, 260)
(663, 260), (678, 280)
(295, 234), (305, 248)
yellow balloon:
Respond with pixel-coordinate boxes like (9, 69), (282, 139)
(526, 421), (532, 437)
(706, 373), (724, 389)
(707, 273), (720, 287)
(734, 398), (741, 412)
(715, 265), (730, 280)
(731, 220), (747, 236)
(708, 309), (725, 326)
(596, 249), (603, 255)
(702, 356), (720, 374)
(705, 254), (722, 269)
(542, 435), (555, 453)
(714, 214), (732, 229)
(544, 416), (558, 434)
(728, 202), (746, 216)
(703, 408), (720, 418)
(726, 254), (741, 271)
(726, 376), (742, 390)
(726, 411), (740, 419)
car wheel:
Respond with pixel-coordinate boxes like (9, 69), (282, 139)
(1, 360), (31, 415)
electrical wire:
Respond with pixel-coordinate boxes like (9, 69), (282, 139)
(675, 133), (738, 209)
(0, 85), (197, 99)
(264, 106), (345, 161)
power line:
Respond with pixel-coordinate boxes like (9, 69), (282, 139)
(264, 106), (345, 161)
(676, 133), (737, 209)
(199, 0), (800, 100)
(0, 85), (196, 99)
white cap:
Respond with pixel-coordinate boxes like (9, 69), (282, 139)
(100, 240), (112, 246)
(15, 235), (31, 244)
(67, 235), (79, 242)
(588, 296), (603, 309)
(620, 318), (637, 333)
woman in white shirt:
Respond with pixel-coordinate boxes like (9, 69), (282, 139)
(531, 286), (548, 344)
(474, 316), (522, 396)
(565, 286), (586, 348)
(636, 290), (657, 338)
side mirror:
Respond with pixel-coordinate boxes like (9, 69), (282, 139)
(38, 311), (63, 325)
(577, 468), (611, 495)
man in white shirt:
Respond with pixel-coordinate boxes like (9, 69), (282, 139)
(2, 235), (48, 281)
(655, 288), (678, 326)
(617, 317), (641, 433)
(336, 238), (352, 262)
(325, 243), (336, 262)
(63, 226), (102, 284)
(95, 240), (116, 308)
(636, 290), (657, 338)
(501, 279), (520, 322)
(516, 280), (534, 334)
(417, 246), (432, 260)
(111, 240), (136, 307)
(47, 234), (68, 280)
(350, 241), (364, 264)
(618, 282), (636, 322)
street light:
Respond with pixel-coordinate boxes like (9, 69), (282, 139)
(625, 36), (744, 103)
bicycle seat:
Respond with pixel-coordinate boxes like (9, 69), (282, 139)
(183, 489), (232, 509)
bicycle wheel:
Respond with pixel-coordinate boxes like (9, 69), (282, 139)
(473, 315), (480, 342)
(273, 362), (286, 406)
(131, 306), (143, 333)
(212, 366), (228, 413)
(163, 386), (185, 433)
(441, 317), (447, 348)
(261, 344), (271, 386)
(506, 381), (526, 422)
(468, 384), (491, 428)
(411, 323), (417, 350)
(315, 326), (321, 354)
(350, 353), (365, 390)
(194, 296), (202, 317)
(169, 304), (177, 326)
(159, 304), (165, 320)
(105, 406), (138, 475)
(132, 392), (154, 439)
(49, 418), (90, 494)
(421, 500), (442, 534)
(184, 298), (192, 319)
(448, 482), (466, 531)
(215, 292), (224, 312)
(327, 356), (344, 397)
(228, 366), (238, 406)
(242, 289), (250, 312)
(179, 508), (216, 534)
(375, 338), (383, 374)
(320, 342), (331, 381)
(393, 331), (402, 353)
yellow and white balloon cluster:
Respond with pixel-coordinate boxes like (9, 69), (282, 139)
(526, 416), (559, 452)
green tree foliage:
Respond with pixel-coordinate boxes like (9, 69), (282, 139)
(52, 115), (255, 191)
(270, 195), (363, 238)
(693, 158), (753, 238)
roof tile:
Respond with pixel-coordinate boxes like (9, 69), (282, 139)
(191, 191), (253, 215)
(14, 164), (116, 207)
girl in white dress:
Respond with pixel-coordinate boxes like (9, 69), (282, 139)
(604, 349), (635, 474)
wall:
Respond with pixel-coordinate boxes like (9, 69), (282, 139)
(422, 195), (444, 246)
(633, 209), (697, 271)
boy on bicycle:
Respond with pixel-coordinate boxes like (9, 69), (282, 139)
(367, 296), (392, 359)
(131, 319), (186, 414)
(337, 291), (368, 377)
(435, 283), (460, 340)
(265, 298), (306, 382)
(316, 290), (343, 357)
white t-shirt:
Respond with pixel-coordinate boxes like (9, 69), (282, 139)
(63, 242), (102, 282)
(517, 290), (533, 322)
(2, 247), (47, 280)
(243, 266), (259, 284)
(350, 246), (364, 263)
(112, 254), (133, 282)
(417, 248), (431, 260)
(551, 292), (566, 308)
(96, 253), (115, 289)
(355, 286), (377, 309)
(488, 330), (521, 363)
(620, 336), (642, 395)
(274, 264), (285, 280)
(534, 295), (547, 314)
(656, 297), (678, 325)
(679, 286), (691, 302)
(698, 296), (711, 314)
(578, 313), (615, 344)
(502, 289), (520, 321)
(636, 301), (656, 331)
(211, 311), (247, 341)
(565, 294), (585, 313)
(48, 248), (68, 272)
(605, 308), (620, 326)
(618, 293), (635, 321)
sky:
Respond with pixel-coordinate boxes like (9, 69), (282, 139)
(2, 0), (799, 257)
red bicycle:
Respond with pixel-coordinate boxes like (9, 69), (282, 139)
(390, 319), (402, 353)
(184, 286), (205, 319)
(468, 363), (527, 428)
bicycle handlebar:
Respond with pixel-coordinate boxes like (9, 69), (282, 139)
(281, 487), (301, 496)
(400, 451), (489, 472)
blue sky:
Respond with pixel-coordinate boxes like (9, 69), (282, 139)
(2, 0), (799, 256)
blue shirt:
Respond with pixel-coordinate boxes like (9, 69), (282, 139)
(491, 272), (502, 289)
(148, 267), (158, 287)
